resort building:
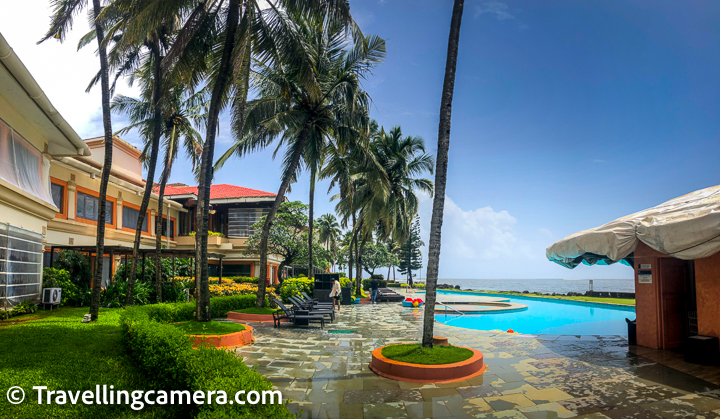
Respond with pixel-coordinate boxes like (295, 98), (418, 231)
(547, 185), (720, 351)
(160, 183), (286, 283)
(45, 136), (185, 285)
(0, 32), (91, 307)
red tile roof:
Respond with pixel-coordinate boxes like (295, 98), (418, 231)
(155, 184), (276, 199)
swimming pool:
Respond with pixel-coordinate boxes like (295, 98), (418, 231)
(432, 290), (635, 335)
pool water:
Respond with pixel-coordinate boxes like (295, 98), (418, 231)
(433, 291), (635, 336)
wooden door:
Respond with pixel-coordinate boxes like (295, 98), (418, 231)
(659, 258), (688, 349)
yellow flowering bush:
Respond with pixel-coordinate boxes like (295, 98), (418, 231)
(208, 282), (279, 301)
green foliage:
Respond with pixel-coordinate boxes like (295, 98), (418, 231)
(398, 217), (424, 283)
(361, 243), (400, 275)
(55, 250), (92, 286)
(171, 320), (245, 335)
(231, 276), (259, 284)
(363, 278), (388, 290)
(387, 282), (401, 288)
(7, 300), (37, 318)
(339, 277), (353, 288)
(101, 279), (152, 308)
(411, 282), (425, 289)
(277, 278), (314, 303)
(0, 308), (172, 418)
(42, 267), (91, 307)
(134, 295), (258, 324)
(120, 303), (293, 418)
(113, 257), (193, 285)
(381, 344), (474, 365)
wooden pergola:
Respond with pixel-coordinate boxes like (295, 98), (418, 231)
(48, 245), (226, 283)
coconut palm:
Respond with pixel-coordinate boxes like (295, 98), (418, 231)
(422, 0), (466, 348)
(40, 0), (118, 321)
(371, 126), (434, 243)
(216, 12), (386, 308)
(112, 83), (205, 302)
(317, 213), (341, 269)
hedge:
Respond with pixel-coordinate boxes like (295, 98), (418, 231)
(362, 278), (388, 290)
(136, 295), (257, 323)
(120, 301), (293, 418)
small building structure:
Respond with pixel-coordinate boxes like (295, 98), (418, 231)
(547, 185), (720, 350)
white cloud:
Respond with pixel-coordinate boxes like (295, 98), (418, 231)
(475, 2), (516, 20)
(416, 193), (534, 278)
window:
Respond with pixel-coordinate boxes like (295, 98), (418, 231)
(0, 118), (54, 206)
(228, 208), (269, 238)
(161, 217), (175, 239)
(76, 191), (113, 224)
(123, 206), (148, 231)
(51, 183), (64, 212)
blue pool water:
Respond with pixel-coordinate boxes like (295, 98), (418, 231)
(433, 291), (635, 336)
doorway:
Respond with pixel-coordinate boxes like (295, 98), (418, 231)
(658, 258), (695, 349)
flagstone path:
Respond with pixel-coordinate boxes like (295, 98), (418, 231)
(235, 300), (720, 418)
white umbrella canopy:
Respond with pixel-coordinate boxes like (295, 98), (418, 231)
(547, 185), (720, 269)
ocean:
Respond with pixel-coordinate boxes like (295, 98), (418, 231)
(413, 278), (635, 294)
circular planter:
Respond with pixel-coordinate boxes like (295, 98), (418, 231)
(226, 311), (287, 323)
(433, 336), (449, 346)
(369, 344), (485, 383)
(190, 324), (254, 349)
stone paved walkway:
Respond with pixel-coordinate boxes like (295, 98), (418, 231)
(234, 301), (720, 418)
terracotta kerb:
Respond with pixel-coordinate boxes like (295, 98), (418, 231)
(227, 311), (287, 323)
(369, 345), (485, 383)
(190, 324), (255, 349)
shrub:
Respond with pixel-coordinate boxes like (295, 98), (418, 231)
(134, 295), (259, 323)
(187, 231), (224, 237)
(363, 278), (388, 290)
(119, 302), (293, 418)
(42, 267), (90, 307)
(370, 274), (384, 280)
(278, 277), (314, 302)
(55, 250), (92, 286)
(387, 282), (401, 288)
(335, 272), (347, 278)
(231, 276), (259, 284)
(339, 277), (353, 289)
(6, 301), (37, 318)
(101, 279), (152, 308)
(412, 282), (426, 289)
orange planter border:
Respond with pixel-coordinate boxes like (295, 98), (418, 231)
(190, 324), (254, 349)
(226, 311), (287, 323)
(369, 344), (486, 383)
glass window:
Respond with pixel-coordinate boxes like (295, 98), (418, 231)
(123, 206), (148, 231)
(228, 208), (269, 238)
(51, 183), (64, 212)
(161, 218), (176, 238)
(0, 118), (54, 206)
(77, 192), (112, 224)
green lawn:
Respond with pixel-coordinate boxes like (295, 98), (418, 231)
(233, 307), (280, 315)
(170, 320), (245, 335)
(381, 344), (474, 365)
(438, 289), (635, 306)
(0, 308), (172, 418)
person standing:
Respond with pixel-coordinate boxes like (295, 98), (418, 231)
(329, 278), (342, 312)
(370, 277), (379, 304)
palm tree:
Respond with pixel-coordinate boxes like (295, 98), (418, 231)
(40, 0), (116, 321)
(112, 84), (204, 302)
(216, 12), (385, 308)
(317, 213), (341, 269)
(422, 0), (465, 348)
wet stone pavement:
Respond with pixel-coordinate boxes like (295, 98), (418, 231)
(234, 301), (720, 418)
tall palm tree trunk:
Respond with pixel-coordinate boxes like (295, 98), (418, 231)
(155, 142), (174, 303)
(307, 164), (316, 278)
(126, 38), (163, 306)
(256, 125), (310, 308)
(356, 232), (367, 292)
(196, 0), (241, 321)
(89, 0), (113, 321)
(422, 0), (465, 348)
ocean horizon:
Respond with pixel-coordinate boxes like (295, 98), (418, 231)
(400, 278), (635, 294)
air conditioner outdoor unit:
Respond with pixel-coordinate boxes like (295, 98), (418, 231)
(42, 288), (62, 305)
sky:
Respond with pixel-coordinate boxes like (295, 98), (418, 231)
(1, 1), (718, 281)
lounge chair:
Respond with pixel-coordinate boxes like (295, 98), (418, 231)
(298, 292), (333, 308)
(273, 299), (326, 328)
(288, 296), (335, 321)
(376, 288), (405, 302)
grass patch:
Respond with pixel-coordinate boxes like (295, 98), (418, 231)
(171, 320), (245, 335)
(233, 307), (280, 315)
(381, 343), (474, 365)
(0, 307), (171, 418)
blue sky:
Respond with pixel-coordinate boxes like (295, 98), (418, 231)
(2, 1), (718, 280)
